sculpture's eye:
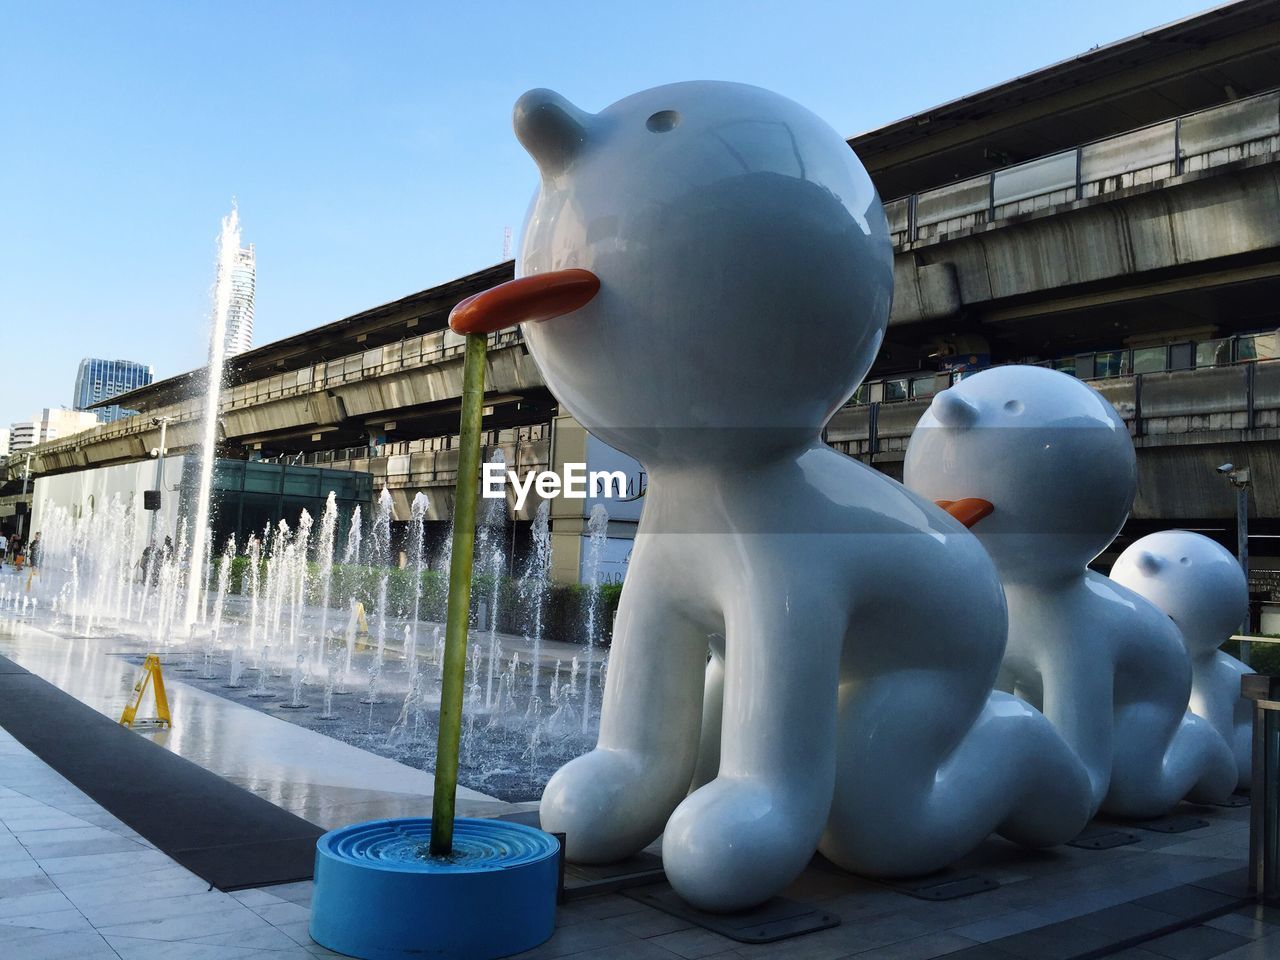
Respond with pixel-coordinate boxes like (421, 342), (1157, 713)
(646, 110), (681, 133)
(1003, 400), (1023, 415)
(1179, 556), (1190, 565)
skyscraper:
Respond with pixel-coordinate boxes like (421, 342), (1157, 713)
(223, 243), (256, 357)
(72, 358), (154, 423)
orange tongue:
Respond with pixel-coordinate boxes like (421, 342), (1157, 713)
(935, 498), (994, 528)
(449, 268), (600, 335)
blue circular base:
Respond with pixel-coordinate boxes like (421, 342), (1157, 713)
(309, 817), (559, 960)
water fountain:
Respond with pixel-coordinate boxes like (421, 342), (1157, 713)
(227, 645), (245, 688)
(406, 492), (429, 677)
(15, 482), (610, 801)
(182, 207), (241, 634)
(369, 489), (393, 696)
(580, 504), (609, 730)
(476, 452), (507, 710)
(284, 655), (307, 709)
(314, 493), (339, 655)
(523, 501), (551, 701)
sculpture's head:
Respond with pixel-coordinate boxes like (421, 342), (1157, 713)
(492, 81), (892, 463)
(1111, 531), (1247, 653)
(904, 366), (1136, 582)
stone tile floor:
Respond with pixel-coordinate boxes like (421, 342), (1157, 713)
(3, 720), (1279, 959)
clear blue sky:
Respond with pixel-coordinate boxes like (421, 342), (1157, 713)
(0, 0), (1213, 430)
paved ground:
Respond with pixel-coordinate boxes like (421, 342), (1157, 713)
(4, 718), (1278, 960)
(1, 612), (1278, 958)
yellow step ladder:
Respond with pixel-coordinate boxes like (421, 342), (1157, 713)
(120, 654), (172, 729)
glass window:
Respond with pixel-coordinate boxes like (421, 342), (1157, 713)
(214, 460), (246, 492)
(1094, 350), (1129, 378)
(910, 375), (939, 400)
(1238, 333), (1280, 362)
(1169, 343), (1193, 371)
(1132, 346), (1167, 375)
(282, 467), (321, 497)
(244, 462), (283, 494)
(1196, 338), (1231, 368)
(884, 378), (908, 402)
(851, 384), (869, 405)
(1053, 358), (1077, 377)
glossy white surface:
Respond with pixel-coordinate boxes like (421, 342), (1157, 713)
(518, 82), (1091, 912)
(1112, 530), (1252, 790)
(904, 366), (1236, 818)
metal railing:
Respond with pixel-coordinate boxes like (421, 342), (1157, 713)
(834, 354), (1280, 458)
(851, 333), (1280, 408)
(883, 88), (1280, 246)
(221, 326), (526, 411)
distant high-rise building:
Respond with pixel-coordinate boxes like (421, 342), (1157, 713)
(223, 243), (256, 357)
(10, 408), (99, 451)
(73, 358), (154, 423)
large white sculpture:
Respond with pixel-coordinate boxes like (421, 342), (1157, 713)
(1112, 530), (1252, 791)
(904, 366), (1236, 818)
(512, 82), (1092, 912)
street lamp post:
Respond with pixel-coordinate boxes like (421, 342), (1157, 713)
(1218, 463), (1252, 664)
(16, 453), (32, 540)
(142, 417), (171, 592)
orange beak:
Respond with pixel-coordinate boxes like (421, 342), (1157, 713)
(449, 268), (600, 335)
(935, 498), (995, 529)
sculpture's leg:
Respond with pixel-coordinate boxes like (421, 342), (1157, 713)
(1108, 709), (1234, 815)
(823, 681), (1092, 876)
(1107, 639), (1234, 816)
(662, 591), (841, 912)
(688, 644), (723, 792)
(540, 561), (707, 863)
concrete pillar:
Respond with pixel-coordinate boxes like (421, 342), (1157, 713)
(548, 413), (587, 584)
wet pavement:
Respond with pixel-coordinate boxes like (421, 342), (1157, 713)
(0, 617), (515, 827)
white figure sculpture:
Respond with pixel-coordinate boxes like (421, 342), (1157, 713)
(499, 82), (1092, 912)
(904, 366), (1236, 818)
(1112, 530), (1252, 791)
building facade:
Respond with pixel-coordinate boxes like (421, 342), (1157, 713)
(72, 358), (154, 423)
(10, 409), (100, 452)
(223, 243), (256, 357)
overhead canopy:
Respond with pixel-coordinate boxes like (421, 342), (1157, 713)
(850, 0), (1280, 200)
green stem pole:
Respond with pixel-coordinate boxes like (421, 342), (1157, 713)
(430, 331), (488, 857)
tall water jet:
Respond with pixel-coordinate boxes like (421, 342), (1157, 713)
(581, 504), (609, 731)
(183, 205), (241, 633)
(370, 488), (393, 686)
(342, 505), (362, 565)
(289, 510), (314, 662)
(524, 500), (552, 701)
(477, 451), (508, 709)
(246, 533), (263, 650)
(407, 492), (429, 674)
(314, 492), (339, 662)
(207, 535), (235, 675)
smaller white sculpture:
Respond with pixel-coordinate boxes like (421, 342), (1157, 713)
(1112, 530), (1252, 791)
(904, 366), (1236, 818)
